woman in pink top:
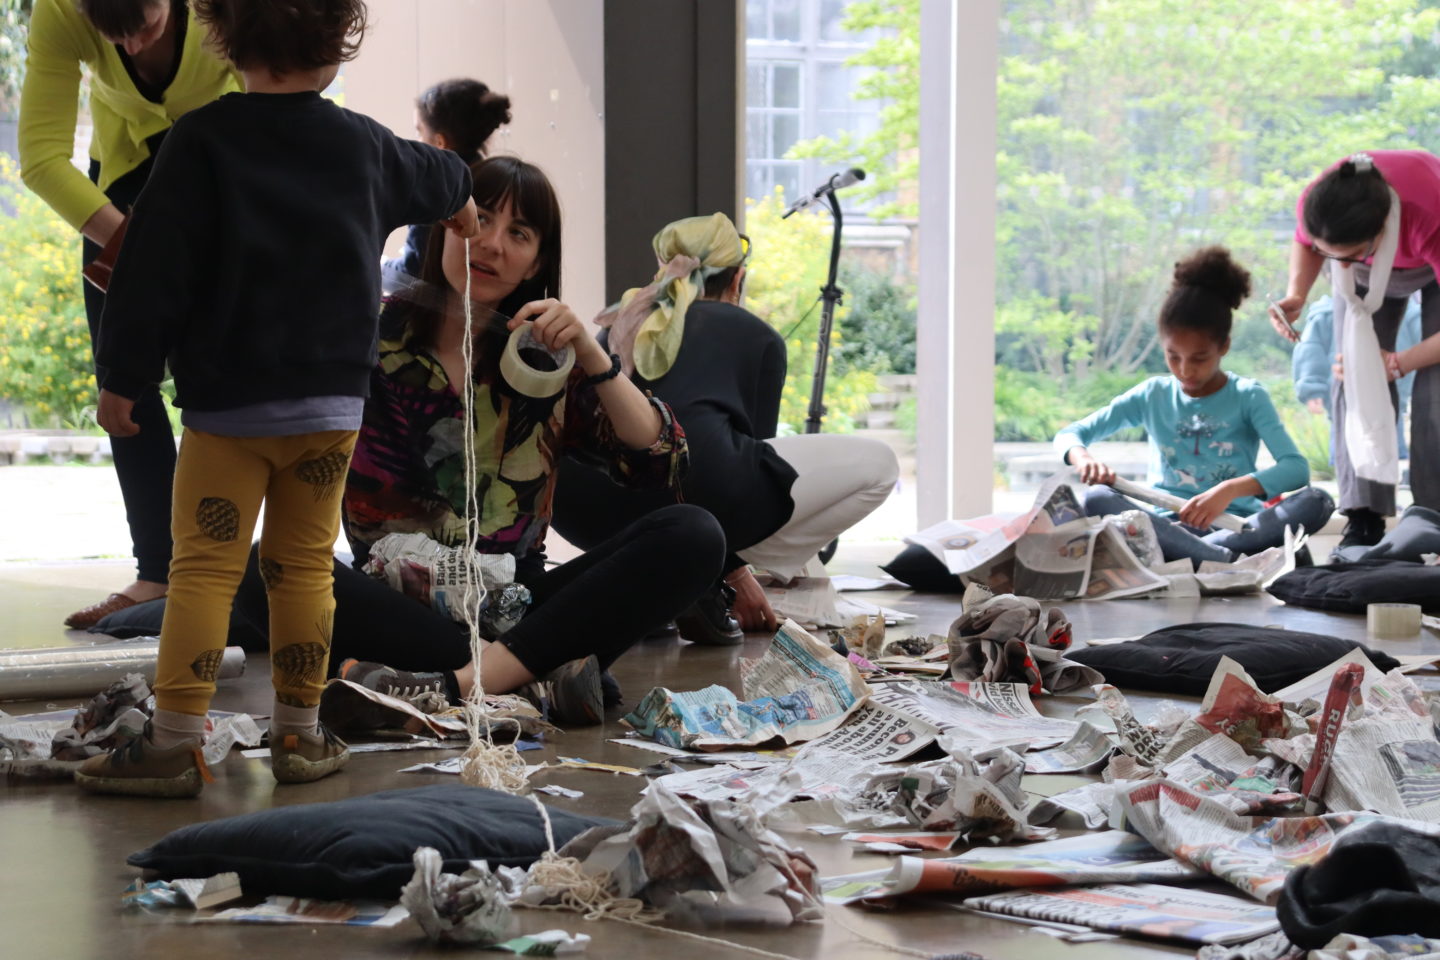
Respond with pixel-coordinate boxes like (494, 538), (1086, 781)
(1271, 151), (1440, 549)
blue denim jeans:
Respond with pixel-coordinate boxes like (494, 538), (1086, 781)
(1083, 486), (1334, 568)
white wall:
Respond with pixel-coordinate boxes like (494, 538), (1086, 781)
(343, 0), (607, 317)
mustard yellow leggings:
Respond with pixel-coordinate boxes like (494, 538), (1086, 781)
(155, 428), (357, 716)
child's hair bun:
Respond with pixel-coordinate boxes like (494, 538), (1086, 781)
(1172, 246), (1251, 311)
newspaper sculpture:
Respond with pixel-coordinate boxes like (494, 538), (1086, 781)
(362, 531), (528, 631)
(549, 782), (822, 923)
(401, 846), (514, 944)
(622, 620), (869, 750)
(947, 585), (1102, 694)
(862, 744), (1048, 841)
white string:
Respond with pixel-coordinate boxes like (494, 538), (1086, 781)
(457, 235), (528, 793)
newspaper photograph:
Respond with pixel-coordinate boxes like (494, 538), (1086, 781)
(1159, 733), (1303, 815)
(1115, 779), (1440, 903)
(798, 702), (938, 762)
(623, 619), (869, 750)
(869, 680), (1078, 754)
(821, 830), (1201, 904)
(962, 883), (1281, 945)
(1081, 523), (1169, 600)
(1023, 722), (1115, 774)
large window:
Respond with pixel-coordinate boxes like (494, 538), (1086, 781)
(745, 0), (880, 209)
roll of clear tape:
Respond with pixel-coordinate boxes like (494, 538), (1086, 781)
(0, 640), (245, 701)
(1368, 602), (1423, 640)
(499, 322), (575, 398)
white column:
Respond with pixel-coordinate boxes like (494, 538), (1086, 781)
(916, 0), (999, 526)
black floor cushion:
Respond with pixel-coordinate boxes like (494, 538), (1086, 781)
(128, 784), (615, 900)
(1068, 622), (1399, 696)
(1267, 560), (1440, 614)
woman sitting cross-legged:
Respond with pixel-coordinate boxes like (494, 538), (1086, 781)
(233, 156), (725, 725)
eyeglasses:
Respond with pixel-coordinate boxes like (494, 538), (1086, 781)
(1311, 238), (1377, 264)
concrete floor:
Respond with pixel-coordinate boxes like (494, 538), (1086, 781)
(4, 543), (1438, 960)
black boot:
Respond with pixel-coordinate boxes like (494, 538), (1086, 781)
(1337, 508), (1386, 551)
(675, 580), (744, 646)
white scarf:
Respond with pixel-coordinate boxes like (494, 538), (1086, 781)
(1330, 187), (1401, 485)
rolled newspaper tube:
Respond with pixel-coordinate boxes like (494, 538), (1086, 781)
(1367, 602), (1422, 640)
(1300, 661), (1366, 814)
(1109, 477), (1246, 534)
(0, 640), (245, 701)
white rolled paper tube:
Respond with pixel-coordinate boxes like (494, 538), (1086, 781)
(0, 640), (245, 701)
(1367, 603), (1423, 640)
(1110, 477), (1246, 533)
(499, 322), (576, 398)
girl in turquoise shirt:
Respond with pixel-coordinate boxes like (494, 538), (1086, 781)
(1055, 247), (1334, 567)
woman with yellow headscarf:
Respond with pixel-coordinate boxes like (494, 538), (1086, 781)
(555, 213), (898, 643)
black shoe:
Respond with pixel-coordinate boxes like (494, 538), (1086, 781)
(644, 621), (680, 640)
(600, 669), (623, 708)
(519, 656), (603, 727)
(675, 581), (744, 646)
(1337, 509), (1386, 551)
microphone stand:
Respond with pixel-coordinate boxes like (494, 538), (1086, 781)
(805, 187), (845, 435)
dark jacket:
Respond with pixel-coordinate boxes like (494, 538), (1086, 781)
(98, 91), (471, 410)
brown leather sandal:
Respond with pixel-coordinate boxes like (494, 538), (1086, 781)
(64, 592), (140, 630)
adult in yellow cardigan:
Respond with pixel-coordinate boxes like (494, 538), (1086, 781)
(19, 0), (239, 628)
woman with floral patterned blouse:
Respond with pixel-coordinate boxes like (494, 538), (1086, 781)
(233, 157), (725, 726)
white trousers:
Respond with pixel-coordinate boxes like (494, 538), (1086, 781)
(736, 433), (899, 580)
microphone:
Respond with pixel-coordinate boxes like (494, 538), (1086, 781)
(781, 167), (866, 218)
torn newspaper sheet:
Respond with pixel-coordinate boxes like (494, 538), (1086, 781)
(822, 830), (1200, 904)
(199, 897), (410, 926)
(1023, 723), (1115, 774)
(869, 679), (1078, 753)
(962, 883), (1279, 945)
(1116, 779), (1440, 903)
(622, 619), (868, 750)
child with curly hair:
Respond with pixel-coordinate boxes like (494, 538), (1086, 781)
(1056, 247), (1334, 567)
(79, 0), (477, 797)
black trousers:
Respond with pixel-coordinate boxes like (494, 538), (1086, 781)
(84, 156), (175, 584)
(233, 503), (725, 685)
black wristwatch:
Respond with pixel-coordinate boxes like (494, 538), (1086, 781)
(583, 352), (622, 386)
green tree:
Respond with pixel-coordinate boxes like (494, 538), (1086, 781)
(744, 188), (878, 433)
(790, 0), (1440, 439)
(786, 0), (919, 220)
(1, 0), (32, 116)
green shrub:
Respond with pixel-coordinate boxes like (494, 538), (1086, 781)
(744, 189), (879, 433)
(0, 155), (96, 428)
(836, 266), (916, 375)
